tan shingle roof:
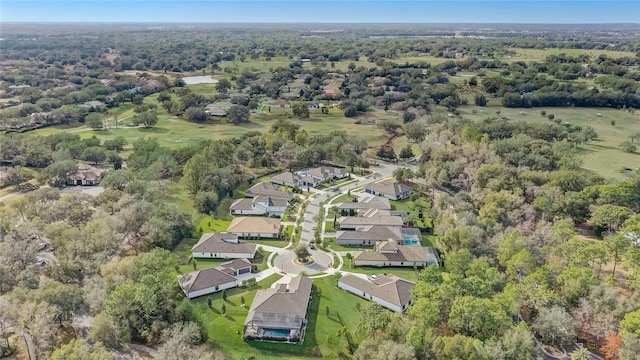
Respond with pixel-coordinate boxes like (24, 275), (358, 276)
(354, 242), (428, 263)
(228, 217), (281, 235)
(339, 274), (415, 308)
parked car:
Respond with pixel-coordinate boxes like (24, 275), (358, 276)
(36, 257), (46, 266)
(309, 243), (316, 250)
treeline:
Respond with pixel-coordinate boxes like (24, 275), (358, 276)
(347, 110), (640, 360)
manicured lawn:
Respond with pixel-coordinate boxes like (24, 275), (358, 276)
(458, 106), (640, 179)
(283, 225), (294, 240)
(249, 238), (289, 248)
(324, 237), (370, 252)
(196, 216), (233, 233)
(329, 194), (357, 205)
(325, 221), (335, 233)
(194, 274), (369, 359)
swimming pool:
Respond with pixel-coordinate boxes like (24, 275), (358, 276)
(403, 237), (420, 246)
(263, 328), (291, 337)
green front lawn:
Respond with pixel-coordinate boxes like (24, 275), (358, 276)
(330, 194), (357, 205)
(325, 221), (335, 233)
(195, 275), (369, 359)
(324, 237), (368, 252)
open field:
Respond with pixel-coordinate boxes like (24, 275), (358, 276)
(506, 48), (636, 62)
(457, 106), (640, 179)
(194, 275), (369, 360)
(26, 107), (391, 150)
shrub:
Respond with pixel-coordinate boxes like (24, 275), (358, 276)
(548, 114), (555, 120)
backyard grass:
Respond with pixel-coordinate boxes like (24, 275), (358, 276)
(196, 215), (233, 233)
(458, 106), (640, 179)
(194, 274), (369, 360)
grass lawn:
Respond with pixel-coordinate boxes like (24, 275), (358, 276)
(329, 194), (357, 205)
(195, 274), (369, 360)
(324, 237), (370, 252)
(457, 106), (640, 179)
(196, 216), (233, 233)
(325, 221), (335, 233)
(27, 107), (390, 151)
(249, 238), (289, 248)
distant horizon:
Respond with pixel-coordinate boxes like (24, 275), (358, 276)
(2, 1), (640, 24)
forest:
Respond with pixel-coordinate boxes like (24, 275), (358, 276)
(0, 23), (639, 360)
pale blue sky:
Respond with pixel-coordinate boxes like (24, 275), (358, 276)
(2, 1), (639, 23)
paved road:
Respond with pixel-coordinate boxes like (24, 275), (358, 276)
(272, 161), (417, 276)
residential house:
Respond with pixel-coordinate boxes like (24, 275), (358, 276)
(365, 181), (413, 200)
(271, 172), (320, 188)
(271, 99), (291, 109)
(230, 196), (289, 217)
(353, 239), (435, 267)
(338, 196), (391, 216)
(227, 217), (281, 238)
(230, 182), (293, 217)
(305, 166), (349, 182)
(338, 274), (415, 312)
(244, 275), (312, 343)
(205, 104), (228, 117)
(179, 259), (253, 299)
(67, 167), (104, 186)
(336, 226), (421, 247)
(245, 182), (294, 201)
(338, 215), (404, 230)
(217, 258), (253, 276)
(191, 233), (256, 259)
(337, 226), (402, 247)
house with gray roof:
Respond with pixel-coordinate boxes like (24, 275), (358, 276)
(353, 239), (437, 268)
(336, 226), (422, 247)
(338, 274), (415, 312)
(365, 181), (413, 200)
(338, 215), (404, 230)
(338, 196), (391, 216)
(271, 172), (320, 188)
(191, 233), (257, 259)
(179, 259), (252, 299)
(245, 182), (294, 201)
(230, 196), (289, 217)
(244, 275), (313, 343)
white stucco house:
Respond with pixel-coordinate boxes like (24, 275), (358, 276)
(191, 233), (257, 259)
(365, 181), (413, 201)
(230, 196), (289, 216)
(179, 259), (253, 299)
(244, 275), (312, 343)
(338, 274), (415, 312)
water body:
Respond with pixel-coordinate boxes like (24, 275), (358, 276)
(182, 76), (219, 85)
